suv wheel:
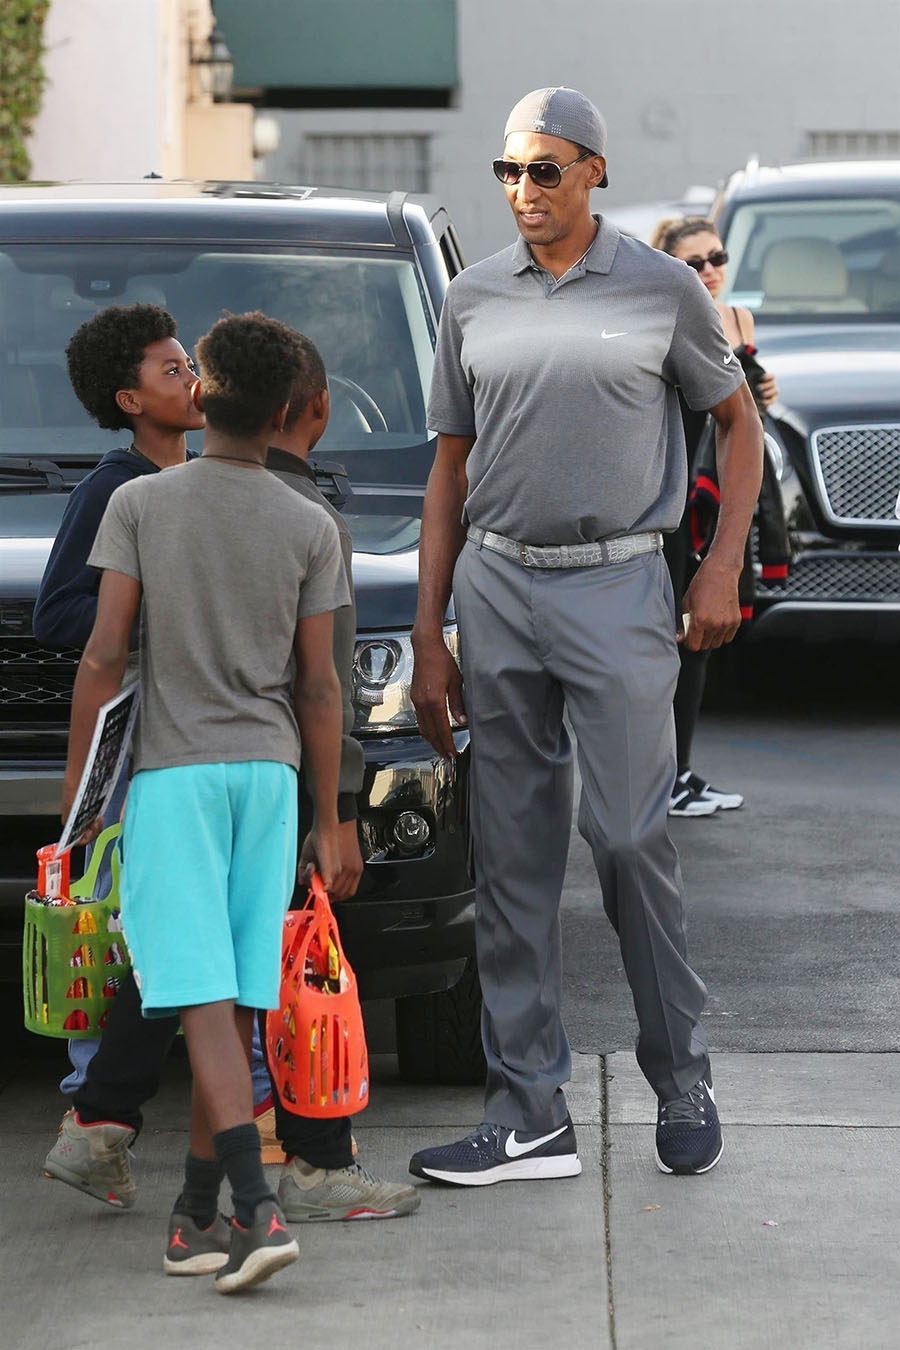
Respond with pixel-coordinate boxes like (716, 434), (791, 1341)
(395, 957), (486, 1085)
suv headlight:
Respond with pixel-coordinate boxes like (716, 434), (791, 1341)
(352, 625), (460, 734)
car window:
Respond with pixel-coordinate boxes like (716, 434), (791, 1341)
(722, 196), (900, 320)
(0, 244), (435, 477)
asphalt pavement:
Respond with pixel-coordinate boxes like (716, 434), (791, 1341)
(2, 637), (899, 1348)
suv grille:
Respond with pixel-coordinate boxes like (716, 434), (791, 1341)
(757, 551), (900, 602)
(811, 424), (900, 526)
(0, 639), (79, 725)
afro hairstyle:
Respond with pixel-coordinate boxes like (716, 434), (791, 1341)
(65, 303), (178, 431)
(196, 311), (309, 437)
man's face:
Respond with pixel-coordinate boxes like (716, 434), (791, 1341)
(501, 131), (605, 247)
(122, 337), (205, 431)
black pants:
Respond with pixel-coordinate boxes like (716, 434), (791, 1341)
(257, 1009), (353, 1169)
(74, 971), (178, 1135)
(662, 523), (711, 776)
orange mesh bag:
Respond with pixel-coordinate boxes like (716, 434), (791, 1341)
(266, 872), (369, 1118)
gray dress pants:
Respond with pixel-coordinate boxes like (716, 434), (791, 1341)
(453, 539), (710, 1131)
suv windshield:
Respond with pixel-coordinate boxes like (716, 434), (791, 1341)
(723, 195), (900, 320)
(0, 244), (435, 482)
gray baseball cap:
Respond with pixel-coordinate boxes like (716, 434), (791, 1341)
(504, 87), (609, 188)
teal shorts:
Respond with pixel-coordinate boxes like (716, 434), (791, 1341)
(120, 761), (298, 1016)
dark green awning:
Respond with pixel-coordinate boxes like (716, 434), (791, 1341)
(215, 0), (457, 91)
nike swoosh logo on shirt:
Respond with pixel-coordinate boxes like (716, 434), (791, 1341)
(504, 1124), (569, 1159)
(601, 329), (628, 339)
(723, 351), (735, 364)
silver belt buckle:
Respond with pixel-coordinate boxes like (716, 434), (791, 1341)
(519, 542), (534, 567)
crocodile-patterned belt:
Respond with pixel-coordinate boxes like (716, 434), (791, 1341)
(466, 526), (663, 569)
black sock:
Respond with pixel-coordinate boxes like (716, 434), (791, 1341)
(212, 1123), (276, 1228)
(174, 1152), (224, 1228)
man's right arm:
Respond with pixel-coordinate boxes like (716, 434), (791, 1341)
(411, 433), (474, 759)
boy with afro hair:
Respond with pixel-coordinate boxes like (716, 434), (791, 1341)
(34, 302), (205, 649)
(62, 311), (347, 1291)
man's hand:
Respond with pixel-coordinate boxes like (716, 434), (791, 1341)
(411, 633), (466, 760)
(681, 557), (742, 650)
(298, 821), (341, 895)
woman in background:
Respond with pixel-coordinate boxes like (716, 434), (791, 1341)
(654, 217), (783, 817)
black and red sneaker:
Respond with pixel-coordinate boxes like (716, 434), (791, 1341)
(215, 1200), (299, 1294)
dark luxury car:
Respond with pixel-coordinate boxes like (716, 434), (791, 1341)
(0, 180), (482, 1082)
(712, 160), (900, 639)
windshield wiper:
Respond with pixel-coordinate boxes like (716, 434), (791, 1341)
(0, 456), (65, 491)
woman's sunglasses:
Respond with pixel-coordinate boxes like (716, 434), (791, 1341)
(684, 249), (729, 271)
(492, 151), (592, 190)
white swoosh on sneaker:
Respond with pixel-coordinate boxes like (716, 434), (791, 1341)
(704, 1080), (716, 1104)
(601, 329), (628, 339)
(504, 1123), (569, 1159)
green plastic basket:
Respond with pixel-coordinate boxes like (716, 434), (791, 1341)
(22, 826), (130, 1039)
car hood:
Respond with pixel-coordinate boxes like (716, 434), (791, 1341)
(754, 323), (900, 423)
(0, 489), (424, 628)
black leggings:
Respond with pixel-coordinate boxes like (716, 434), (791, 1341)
(673, 645), (711, 776)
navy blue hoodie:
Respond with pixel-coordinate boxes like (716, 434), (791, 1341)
(32, 448), (161, 649)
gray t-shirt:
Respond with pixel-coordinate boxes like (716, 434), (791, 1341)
(427, 214), (745, 545)
(88, 457), (349, 772)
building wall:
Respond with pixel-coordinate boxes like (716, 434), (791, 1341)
(260, 0), (900, 261)
(28, 0), (253, 182)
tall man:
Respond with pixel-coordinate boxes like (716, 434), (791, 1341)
(408, 88), (762, 1184)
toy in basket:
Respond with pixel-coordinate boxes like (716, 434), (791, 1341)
(266, 872), (369, 1118)
(22, 825), (130, 1038)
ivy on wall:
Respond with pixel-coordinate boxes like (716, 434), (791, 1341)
(0, 0), (49, 181)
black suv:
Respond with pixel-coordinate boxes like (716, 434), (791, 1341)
(711, 160), (900, 639)
(0, 181), (481, 1082)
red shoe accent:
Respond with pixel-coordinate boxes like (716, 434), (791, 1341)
(267, 1213), (288, 1236)
(169, 1227), (189, 1251)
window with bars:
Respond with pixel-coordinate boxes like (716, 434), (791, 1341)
(299, 134), (431, 193)
(804, 130), (900, 158)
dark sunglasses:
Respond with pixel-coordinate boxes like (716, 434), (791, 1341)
(492, 151), (592, 189)
(684, 249), (728, 271)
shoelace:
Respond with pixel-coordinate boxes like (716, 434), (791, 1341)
(659, 1085), (707, 1125)
(466, 1124), (500, 1151)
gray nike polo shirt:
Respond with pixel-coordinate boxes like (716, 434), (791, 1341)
(427, 214), (745, 546)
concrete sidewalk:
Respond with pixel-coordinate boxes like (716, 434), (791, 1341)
(2, 1051), (897, 1349)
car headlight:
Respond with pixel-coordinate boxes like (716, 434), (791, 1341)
(352, 625), (460, 734)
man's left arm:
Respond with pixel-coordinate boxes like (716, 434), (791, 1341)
(682, 381), (763, 650)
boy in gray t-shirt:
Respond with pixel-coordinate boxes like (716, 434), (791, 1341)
(62, 312), (347, 1293)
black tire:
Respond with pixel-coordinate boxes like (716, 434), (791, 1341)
(395, 957), (486, 1085)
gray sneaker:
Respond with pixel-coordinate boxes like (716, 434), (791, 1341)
(215, 1200), (299, 1295)
(278, 1157), (421, 1222)
(43, 1108), (136, 1209)
(163, 1211), (231, 1276)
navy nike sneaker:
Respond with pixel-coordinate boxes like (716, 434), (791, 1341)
(655, 1077), (723, 1175)
(409, 1116), (581, 1186)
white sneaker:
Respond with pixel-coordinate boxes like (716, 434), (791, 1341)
(668, 774), (719, 817)
(685, 770), (744, 811)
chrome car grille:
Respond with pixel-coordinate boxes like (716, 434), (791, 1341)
(810, 424), (900, 527)
(756, 551), (900, 602)
(0, 640), (79, 723)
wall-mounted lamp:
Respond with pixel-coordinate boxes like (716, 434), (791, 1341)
(189, 24), (234, 103)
